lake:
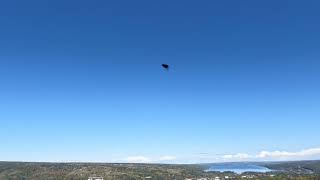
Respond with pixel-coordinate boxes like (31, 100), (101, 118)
(206, 163), (272, 174)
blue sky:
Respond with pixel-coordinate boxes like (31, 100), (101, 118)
(0, 0), (320, 163)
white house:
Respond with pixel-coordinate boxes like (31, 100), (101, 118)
(88, 177), (104, 180)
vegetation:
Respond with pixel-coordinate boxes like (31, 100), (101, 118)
(263, 160), (320, 175)
(0, 161), (320, 180)
(0, 162), (217, 180)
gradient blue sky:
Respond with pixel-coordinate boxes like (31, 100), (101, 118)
(1, 0), (320, 163)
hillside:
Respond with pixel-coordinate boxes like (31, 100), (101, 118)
(1, 161), (320, 179)
(263, 160), (320, 175)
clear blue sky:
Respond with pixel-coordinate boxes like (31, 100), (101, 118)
(1, 0), (320, 163)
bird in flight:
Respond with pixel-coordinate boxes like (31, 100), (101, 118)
(162, 64), (169, 71)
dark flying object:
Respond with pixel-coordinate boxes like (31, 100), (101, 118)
(162, 64), (169, 70)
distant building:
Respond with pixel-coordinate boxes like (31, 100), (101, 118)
(214, 177), (220, 180)
(248, 175), (255, 179)
(88, 177), (104, 180)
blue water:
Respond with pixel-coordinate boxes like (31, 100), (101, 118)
(206, 163), (272, 174)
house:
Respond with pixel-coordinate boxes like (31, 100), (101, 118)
(88, 177), (104, 180)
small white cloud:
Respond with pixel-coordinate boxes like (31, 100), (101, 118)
(158, 156), (177, 161)
(256, 148), (320, 160)
(125, 156), (151, 163)
(222, 153), (249, 160)
(222, 155), (233, 159)
(220, 147), (320, 162)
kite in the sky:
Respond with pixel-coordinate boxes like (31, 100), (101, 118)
(162, 64), (169, 70)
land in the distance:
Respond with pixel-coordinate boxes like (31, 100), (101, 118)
(0, 160), (320, 180)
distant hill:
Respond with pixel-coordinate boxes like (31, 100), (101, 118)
(201, 160), (320, 175)
(262, 160), (320, 174)
(0, 162), (207, 180)
(0, 161), (320, 179)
